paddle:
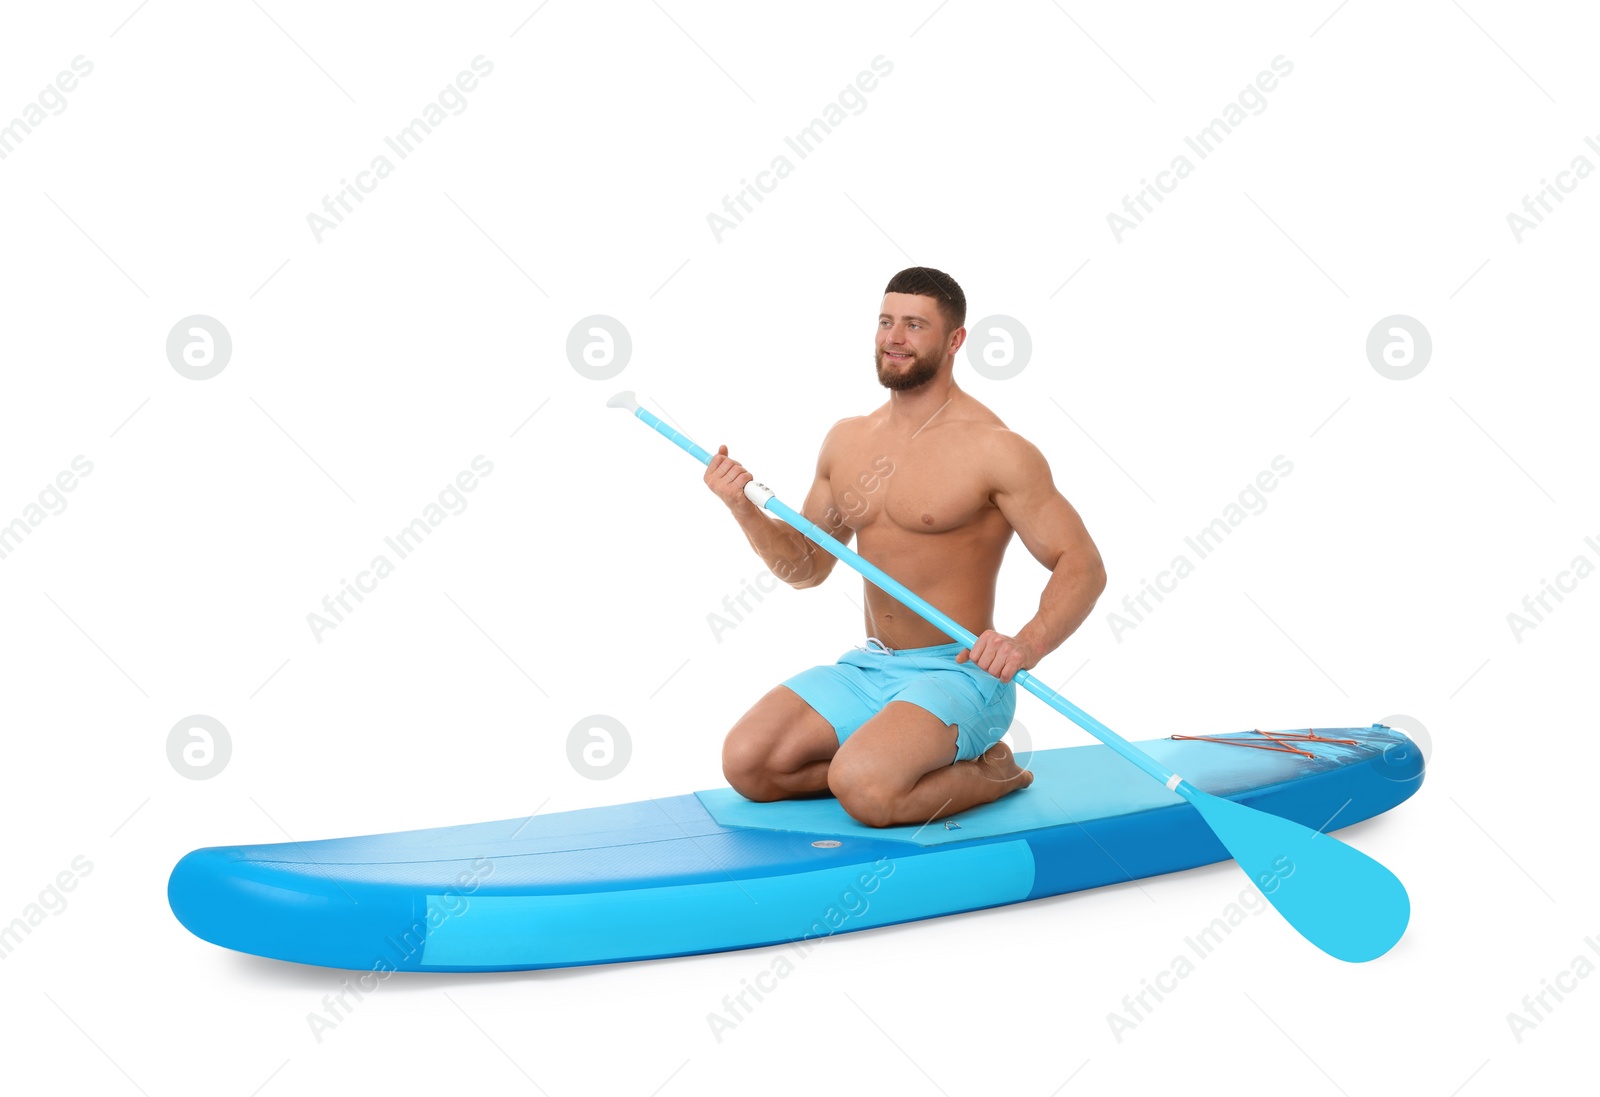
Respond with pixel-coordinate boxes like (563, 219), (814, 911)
(608, 390), (1410, 962)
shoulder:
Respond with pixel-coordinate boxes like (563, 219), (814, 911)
(824, 413), (869, 446)
(982, 427), (1054, 499)
(816, 414), (868, 472)
(948, 388), (1008, 430)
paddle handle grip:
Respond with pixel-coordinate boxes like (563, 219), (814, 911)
(615, 395), (1184, 792)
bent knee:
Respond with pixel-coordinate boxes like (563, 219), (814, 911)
(721, 730), (762, 781)
(722, 751), (775, 802)
(726, 773), (788, 802)
(721, 730), (785, 801)
(828, 769), (899, 828)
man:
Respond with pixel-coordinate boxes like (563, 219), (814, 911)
(706, 267), (1107, 828)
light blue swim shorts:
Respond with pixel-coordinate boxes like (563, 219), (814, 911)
(781, 636), (1018, 764)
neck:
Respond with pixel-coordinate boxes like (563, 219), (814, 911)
(885, 367), (958, 432)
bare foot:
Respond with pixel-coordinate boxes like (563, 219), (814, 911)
(972, 741), (1034, 795)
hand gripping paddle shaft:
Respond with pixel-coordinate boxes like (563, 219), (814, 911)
(608, 390), (1410, 962)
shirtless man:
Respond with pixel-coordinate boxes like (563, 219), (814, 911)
(706, 267), (1107, 829)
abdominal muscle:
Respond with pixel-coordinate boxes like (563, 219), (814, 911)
(853, 507), (1013, 650)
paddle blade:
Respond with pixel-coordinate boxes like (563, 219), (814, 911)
(1186, 787), (1410, 962)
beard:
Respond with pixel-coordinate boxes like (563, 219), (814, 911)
(874, 347), (941, 391)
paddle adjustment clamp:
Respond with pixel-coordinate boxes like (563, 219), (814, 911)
(743, 480), (775, 507)
(1166, 774), (1184, 791)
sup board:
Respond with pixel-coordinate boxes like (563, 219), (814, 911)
(168, 723), (1422, 972)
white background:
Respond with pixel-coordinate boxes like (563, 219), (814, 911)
(2, 2), (1595, 1094)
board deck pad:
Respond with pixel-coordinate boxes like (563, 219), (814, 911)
(698, 729), (1398, 846)
(169, 724), (1423, 972)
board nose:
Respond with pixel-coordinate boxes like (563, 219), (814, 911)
(168, 846), (418, 971)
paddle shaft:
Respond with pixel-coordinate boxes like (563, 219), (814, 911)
(622, 400), (1188, 793)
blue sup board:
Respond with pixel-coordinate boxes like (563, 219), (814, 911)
(168, 724), (1422, 971)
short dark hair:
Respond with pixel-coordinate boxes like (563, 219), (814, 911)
(883, 267), (965, 333)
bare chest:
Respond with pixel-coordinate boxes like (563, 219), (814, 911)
(827, 435), (997, 536)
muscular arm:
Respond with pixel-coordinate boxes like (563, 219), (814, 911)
(783, 430), (857, 589)
(709, 420), (856, 589)
(989, 430), (1107, 666)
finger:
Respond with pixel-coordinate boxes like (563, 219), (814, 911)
(1012, 646), (1030, 678)
(978, 631), (999, 666)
